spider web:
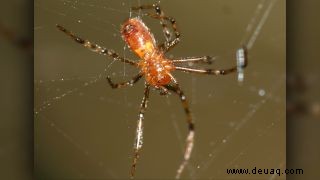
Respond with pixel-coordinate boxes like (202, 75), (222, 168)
(34, 0), (285, 179)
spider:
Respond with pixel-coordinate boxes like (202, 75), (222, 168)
(56, 3), (247, 179)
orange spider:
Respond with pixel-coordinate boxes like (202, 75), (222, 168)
(56, 3), (247, 179)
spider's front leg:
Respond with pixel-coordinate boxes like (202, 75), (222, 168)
(131, 83), (150, 178)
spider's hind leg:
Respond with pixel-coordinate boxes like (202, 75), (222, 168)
(131, 83), (150, 178)
(165, 84), (194, 179)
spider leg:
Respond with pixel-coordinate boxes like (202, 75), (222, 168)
(165, 84), (194, 179)
(56, 24), (137, 66)
(131, 4), (154, 11)
(131, 83), (150, 178)
(175, 55), (247, 75)
(144, 13), (180, 52)
(172, 56), (215, 65)
(159, 86), (169, 96)
(131, 3), (180, 52)
(175, 46), (248, 75)
(175, 66), (238, 75)
(155, 86), (170, 96)
(131, 4), (171, 41)
(106, 73), (143, 89)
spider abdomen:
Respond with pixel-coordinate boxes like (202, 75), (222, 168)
(121, 18), (156, 59)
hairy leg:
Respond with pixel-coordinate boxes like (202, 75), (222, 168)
(131, 83), (150, 178)
(131, 3), (180, 52)
(165, 84), (194, 179)
(106, 73), (143, 89)
(56, 24), (137, 66)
